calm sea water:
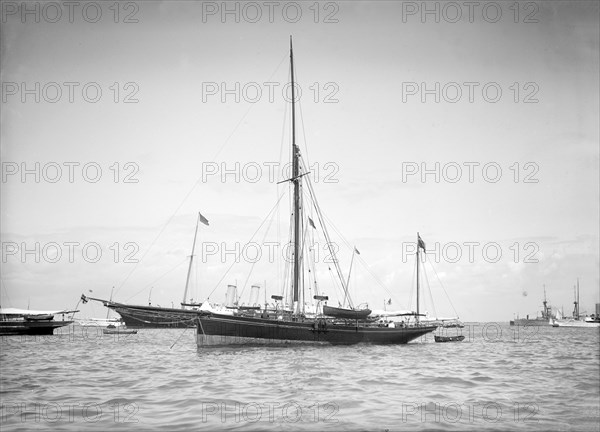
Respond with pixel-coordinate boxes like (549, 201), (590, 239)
(1, 323), (598, 431)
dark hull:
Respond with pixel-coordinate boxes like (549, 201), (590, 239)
(435, 335), (465, 343)
(323, 305), (372, 319)
(197, 313), (436, 346)
(107, 303), (201, 328)
(0, 320), (73, 336)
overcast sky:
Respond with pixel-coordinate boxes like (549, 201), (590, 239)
(1, 1), (598, 321)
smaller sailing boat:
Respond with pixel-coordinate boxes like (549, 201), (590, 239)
(0, 307), (77, 335)
(82, 212), (211, 328)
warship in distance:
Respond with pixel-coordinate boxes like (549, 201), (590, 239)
(196, 38), (437, 346)
(551, 279), (600, 328)
(510, 286), (555, 326)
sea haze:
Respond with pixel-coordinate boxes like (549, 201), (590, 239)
(1, 323), (598, 431)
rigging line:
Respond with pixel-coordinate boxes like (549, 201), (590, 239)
(310, 210), (344, 299)
(309, 192), (405, 307)
(408, 253), (416, 312)
(422, 264), (438, 319)
(0, 277), (12, 307)
(114, 211), (191, 297)
(301, 196), (340, 299)
(302, 175), (352, 308)
(124, 257), (189, 303)
(213, 52), (288, 160)
(277, 210), (294, 304)
(353, 254), (399, 301)
(277, 74), (290, 294)
(194, 249), (199, 303)
(309, 196), (398, 303)
(427, 259), (460, 318)
(294, 72), (313, 174)
(238, 206), (277, 302)
(115, 53), (287, 296)
(169, 325), (191, 350)
(206, 190), (286, 300)
(308, 220), (320, 298)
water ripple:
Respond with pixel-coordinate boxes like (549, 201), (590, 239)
(1, 324), (598, 431)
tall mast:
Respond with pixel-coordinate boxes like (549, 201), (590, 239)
(182, 212), (201, 308)
(542, 284), (547, 317)
(416, 233), (420, 322)
(576, 278), (580, 318)
(290, 36), (301, 310)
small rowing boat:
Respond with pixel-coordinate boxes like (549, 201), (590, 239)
(103, 324), (138, 335)
(434, 335), (465, 343)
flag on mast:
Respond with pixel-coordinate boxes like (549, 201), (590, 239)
(199, 212), (209, 226)
(354, 247), (360, 255)
(417, 234), (426, 251)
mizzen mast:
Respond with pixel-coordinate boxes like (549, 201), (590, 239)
(182, 212), (201, 308)
(416, 234), (420, 322)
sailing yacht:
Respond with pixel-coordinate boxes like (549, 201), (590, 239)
(0, 307), (76, 335)
(196, 38), (437, 346)
(82, 212), (211, 328)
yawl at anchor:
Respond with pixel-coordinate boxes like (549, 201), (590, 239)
(195, 38), (437, 346)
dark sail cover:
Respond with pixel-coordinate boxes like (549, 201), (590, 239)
(323, 305), (372, 319)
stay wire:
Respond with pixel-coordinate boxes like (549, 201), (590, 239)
(205, 191), (286, 300)
(115, 52), (288, 297)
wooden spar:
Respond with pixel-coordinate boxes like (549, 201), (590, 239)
(291, 36), (301, 311)
(416, 233), (420, 322)
(182, 212), (201, 308)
